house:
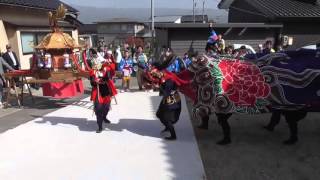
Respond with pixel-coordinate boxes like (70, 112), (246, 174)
(96, 18), (150, 46)
(153, 15), (208, 24)
(218, 0), (320, 49)
(0, 0), (80, 69)
(78, 24), (98, 48)
(154, 16), (182, 24)
(155, 22), (282, 56)
(155, 0), (320, 56)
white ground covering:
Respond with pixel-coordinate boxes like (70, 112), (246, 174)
(0, 92), (205, 180)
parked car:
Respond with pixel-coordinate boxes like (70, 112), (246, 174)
(233, 44), (256, 54)
(298, 44), (316, 50)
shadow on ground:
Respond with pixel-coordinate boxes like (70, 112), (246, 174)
(34, 116), (96, 132)
(0, 94), (90, 134)
(34, 116), (162, 138)
(31, 93), (205, 180)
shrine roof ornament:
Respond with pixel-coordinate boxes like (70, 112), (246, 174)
(35, 4), (81, 49)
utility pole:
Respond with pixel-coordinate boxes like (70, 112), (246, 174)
(151, 0), (155, 56)
(202, 0), (205, 23)
(193, 0), (195, 23)
(151, 0), (154, 37)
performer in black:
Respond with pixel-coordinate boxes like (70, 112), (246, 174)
(154, 70), (181, 140)
(148, 50), (194, 140)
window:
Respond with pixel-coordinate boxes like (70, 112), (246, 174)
(121, 24), (127, 31)
(36, 34), (47, 43)
(21, 33), (36, 54)
(110, 24), (120, 31)
(127, 24), (134, 30)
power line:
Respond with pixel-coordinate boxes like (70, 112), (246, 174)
(193, 0), (207, 23)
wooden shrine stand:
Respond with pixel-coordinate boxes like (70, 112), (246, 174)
(3, 76), (34, 108)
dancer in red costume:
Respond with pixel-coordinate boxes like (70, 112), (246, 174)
(89, 59), (117, 133)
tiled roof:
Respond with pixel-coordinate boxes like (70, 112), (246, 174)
(0, 0), (78, 13)
(96, 18), (142, 24)
(218, 0), (235, 9)
(219, 0), (320, 18)
(249, 0), (320, 18)
(181, 15), (208, 23)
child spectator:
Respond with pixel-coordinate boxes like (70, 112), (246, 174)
(119, 50), (133, 92)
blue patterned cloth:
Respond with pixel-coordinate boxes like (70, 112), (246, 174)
(248, 49), (320, 111)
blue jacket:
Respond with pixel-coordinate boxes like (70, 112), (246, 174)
(166, 58), (181, 73)
(183, 57), (192, 68)
(119, 58), (133, 72)
(207, 27), (218, 45)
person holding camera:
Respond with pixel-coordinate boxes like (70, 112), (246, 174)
(0, 55), (14, 108)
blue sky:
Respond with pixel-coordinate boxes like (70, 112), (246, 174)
(62, 0), (219, 9)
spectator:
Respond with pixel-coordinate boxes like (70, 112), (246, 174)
(147, 54), (156, 70)
(87, 48), (98, 68)
(217, 34), (226, 54)
(115, 45), (122, 70)
(276, 44), (283, 52)
(131, 44), (136, 59)
(119, 50), (133, 92)
(235, 46), (248, 59)
(108, 43), (113, 51)
(103, 45), (108, 53)
(123, 43), (130, 51)
(135, 45), (148, 90)
(165, 48), (185, 74)
(3, 45), (20, 86)
(105, 50), (115, 64)
(205, 22), (219, 53)
(207, 44), (219, 57)
(159, 46), (167, 60)
(88, 48), (106, 67)
(263, 40), (276, 54)
(2, 44), (20, 71)
(258, 44), (264, 53)
(316, 42), (320, 58)
(224, 45), (234, 56)
(182, 53), (192, 69)
(97, 46), (105, 58)
(0, 56), (14, 108)
(166, 57), (181, 73)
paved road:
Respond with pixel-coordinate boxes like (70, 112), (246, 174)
(1, 77), (320, 180)
(187, 99), (320, 180)
(0, 91), (205, 180)
(0, 78), (130, 133)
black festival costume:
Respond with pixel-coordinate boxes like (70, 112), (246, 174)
(156, 78), (182, 140)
